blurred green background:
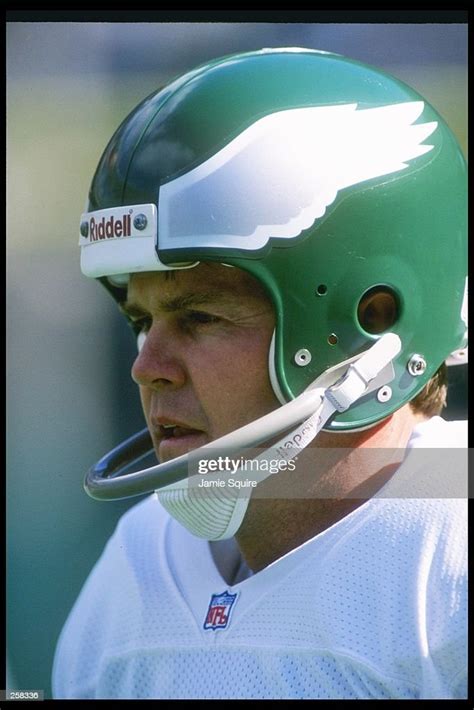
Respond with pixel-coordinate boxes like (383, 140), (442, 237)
(6, 20), (467, 699)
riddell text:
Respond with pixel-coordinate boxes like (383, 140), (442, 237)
(89, 214), (131, 240)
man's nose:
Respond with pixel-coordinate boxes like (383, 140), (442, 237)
(131, 321), (186, 389)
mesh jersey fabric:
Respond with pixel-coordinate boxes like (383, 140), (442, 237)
(52, 416), (467, 699)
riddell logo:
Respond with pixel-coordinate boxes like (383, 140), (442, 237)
(89, 213), (132, 241)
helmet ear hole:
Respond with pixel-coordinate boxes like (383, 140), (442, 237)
(357, 286), (399, 335)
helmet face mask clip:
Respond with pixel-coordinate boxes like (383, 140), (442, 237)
(79, 48), (466, 530)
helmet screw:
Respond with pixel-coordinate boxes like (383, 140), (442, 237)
(407, 354), (427, 377)
(133, 213), (148, 231)
(377, 385), (392, 403)
(295, 349), (312, 366)
(80, 221), (89, 238)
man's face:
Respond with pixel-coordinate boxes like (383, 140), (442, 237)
(125, 263), (280, 462)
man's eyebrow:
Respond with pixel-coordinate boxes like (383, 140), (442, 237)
(121, 292), (236, 316)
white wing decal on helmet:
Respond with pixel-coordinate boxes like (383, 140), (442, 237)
(158, 102), (437, 251)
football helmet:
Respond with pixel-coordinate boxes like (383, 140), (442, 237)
(80, 48), (467, 513)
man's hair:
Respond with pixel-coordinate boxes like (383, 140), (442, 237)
(409, 363), (447, 417)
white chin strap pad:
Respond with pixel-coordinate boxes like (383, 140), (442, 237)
(157, 481), (252, 541)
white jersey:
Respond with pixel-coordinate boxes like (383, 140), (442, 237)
(52, 417), (467, 699)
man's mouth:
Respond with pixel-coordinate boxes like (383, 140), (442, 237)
(153, 420), (208, 461)
(159, 423), (203, 439)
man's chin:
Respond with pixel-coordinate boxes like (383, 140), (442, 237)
(158, 432), (209, 463)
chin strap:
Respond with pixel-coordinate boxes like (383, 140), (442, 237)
(84, 333), (402, 503)
(223, 331), (401, 487)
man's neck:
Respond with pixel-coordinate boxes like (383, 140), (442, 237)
(235, 406), (428, 573)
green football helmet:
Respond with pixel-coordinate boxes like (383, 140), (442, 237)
(80, 47), (467, 503)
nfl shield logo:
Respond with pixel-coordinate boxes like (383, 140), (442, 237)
(203, 590), (238, 631)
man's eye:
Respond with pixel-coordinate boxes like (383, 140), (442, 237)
(185, 311), (221, 326)
(133, 316), (152, 333)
